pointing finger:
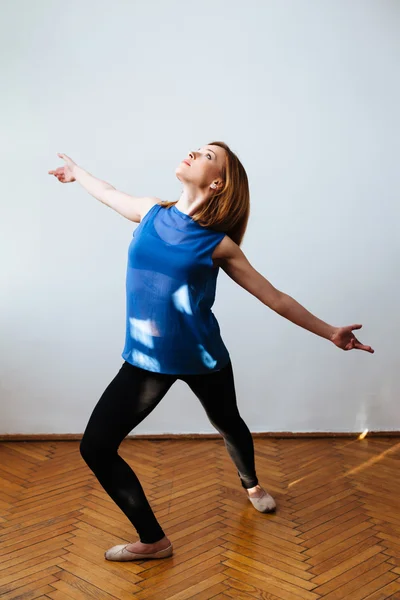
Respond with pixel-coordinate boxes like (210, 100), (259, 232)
(355, 342), (374, 353)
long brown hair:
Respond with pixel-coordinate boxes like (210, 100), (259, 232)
(157, 141), (250, 246)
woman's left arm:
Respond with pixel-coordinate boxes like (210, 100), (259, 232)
(218, 238), (374, 353)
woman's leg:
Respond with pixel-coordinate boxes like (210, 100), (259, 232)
(181, 359), (259, 490)
(80, 361), (177, 544)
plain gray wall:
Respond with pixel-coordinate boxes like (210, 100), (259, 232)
(1, 0), (398, 434)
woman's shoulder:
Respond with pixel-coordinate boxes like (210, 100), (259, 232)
(139, 198), (164, 221)
(211, 234), (237, 263)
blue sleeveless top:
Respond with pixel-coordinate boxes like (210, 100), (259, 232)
(121, 203), (231, 374)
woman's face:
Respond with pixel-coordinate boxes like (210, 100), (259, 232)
(175, 144), (225, 190)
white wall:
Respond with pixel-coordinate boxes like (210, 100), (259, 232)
(1, 0), (399, 435)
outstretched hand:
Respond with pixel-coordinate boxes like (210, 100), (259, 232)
(48, 153), (77, 183)
(330, 324), (374, 353)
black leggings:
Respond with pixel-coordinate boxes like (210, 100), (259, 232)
(80, 359), (258, 544)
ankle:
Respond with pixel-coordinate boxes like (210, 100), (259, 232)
(154, 535), (169, 544)
(145, 535), (169, 546)
(246, 484), (261, 492)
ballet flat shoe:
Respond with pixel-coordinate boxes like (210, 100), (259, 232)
(105, 542), (173, 561)
(247, 488), (276, 513)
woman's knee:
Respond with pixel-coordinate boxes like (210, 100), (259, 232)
(80, 435), (113, 467)
(209, 411), (244, 437)
(79, 435), (94, 464)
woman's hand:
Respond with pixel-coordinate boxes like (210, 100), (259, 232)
(330, 324), (374, 353)
(48, 153), (77, 183)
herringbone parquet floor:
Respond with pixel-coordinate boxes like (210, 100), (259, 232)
(0, 437), (400, 600)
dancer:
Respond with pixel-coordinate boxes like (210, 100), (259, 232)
(49, 142), (374, 562)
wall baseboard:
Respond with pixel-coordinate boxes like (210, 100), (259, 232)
(0, 431), (398, 441)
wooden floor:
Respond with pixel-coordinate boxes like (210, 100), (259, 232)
(0, 437), (400, 600)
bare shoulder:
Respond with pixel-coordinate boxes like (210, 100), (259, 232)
(211, 234), (241, 267)
(139, 197), (163, 221)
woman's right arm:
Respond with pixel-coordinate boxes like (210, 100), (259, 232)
(49, 153), (160, 223)
(73, 165), (160, 223)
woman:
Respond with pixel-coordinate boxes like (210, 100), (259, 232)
(49, 142), (374, 562)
